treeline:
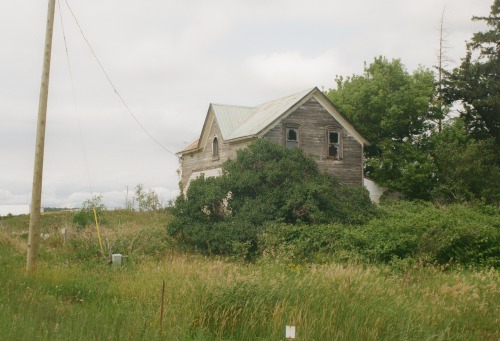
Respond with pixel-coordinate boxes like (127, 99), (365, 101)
(326, 1), (499, 204)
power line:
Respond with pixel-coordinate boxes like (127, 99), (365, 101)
(64, 0), (177, 157)
(58, 0), (94, 195)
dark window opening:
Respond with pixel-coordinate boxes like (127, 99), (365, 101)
(328, 131), (340, 159)
(212, 137), (219, 157)
(286, 127), (298, 149)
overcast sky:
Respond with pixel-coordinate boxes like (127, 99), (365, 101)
(0, 0), (492, 208)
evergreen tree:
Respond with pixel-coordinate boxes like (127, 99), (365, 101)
(443, 0), (500, 144)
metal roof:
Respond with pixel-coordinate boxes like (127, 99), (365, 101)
(211, 88), (314, 141)
(210, 104), (254, 140)
(177, 87), (369, 155)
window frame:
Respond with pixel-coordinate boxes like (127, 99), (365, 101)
(212, 136), (219, 160)
(327, 129), (342, 160)
(285, 126), (299, 149)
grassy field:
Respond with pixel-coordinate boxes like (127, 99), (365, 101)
(0, 210), (498, 340)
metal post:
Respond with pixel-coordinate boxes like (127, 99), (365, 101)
(27, 0), (57, 273)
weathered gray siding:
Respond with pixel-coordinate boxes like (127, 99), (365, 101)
(179, 115), (252, 190)
(180, 97), (364, 190)
(263, 98), (363, 185)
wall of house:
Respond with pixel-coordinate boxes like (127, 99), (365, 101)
(180, 97), (364, 190)
(263, 98), (363, 185)
(179, 115), (251, 190)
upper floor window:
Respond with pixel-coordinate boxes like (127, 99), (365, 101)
(286, 127), (298, 149)
(212, 137), (219, 158)
(328, 131), (341, 159)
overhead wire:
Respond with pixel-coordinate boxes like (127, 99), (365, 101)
(57, 0), (94, 195)
(58, 1), (104, 254)
(64, 0), (177, 157)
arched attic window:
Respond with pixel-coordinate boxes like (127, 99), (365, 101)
(212, 136), (219, 158)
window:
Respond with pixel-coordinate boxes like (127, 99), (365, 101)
(286, 127), (298, 149)
(212, 137), (219, 158)
(328, 131), (340, 159)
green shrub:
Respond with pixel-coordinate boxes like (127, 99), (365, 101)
(257, 202), (500, 267)
(72, 195), (106, 228)
(169, 139), (377, 256)
(72, 210), (90, 228)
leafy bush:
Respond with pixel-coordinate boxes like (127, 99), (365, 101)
(169, 139), (376, 256)
(257, 201), (500, 267)
(72, 195), (106, 228)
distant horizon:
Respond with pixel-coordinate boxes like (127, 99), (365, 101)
(0, 204), (127, 217)
(0, 0), (492, 209)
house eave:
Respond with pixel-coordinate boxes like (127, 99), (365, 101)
(225, 135), (258, 144)
(312, 91), (371, 146)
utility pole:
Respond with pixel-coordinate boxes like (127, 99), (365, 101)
(27, 0), (56, 273)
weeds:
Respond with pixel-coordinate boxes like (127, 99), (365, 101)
(0, 209), (498, 340)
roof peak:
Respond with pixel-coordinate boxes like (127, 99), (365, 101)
(211, 87), (317, 109)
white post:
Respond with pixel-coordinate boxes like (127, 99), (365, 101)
(112, 254), (123, 268)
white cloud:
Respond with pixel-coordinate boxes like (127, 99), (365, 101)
(0, 0), (493, 207)
(243, 49), (340, 93)
(0, 189), (30, 205)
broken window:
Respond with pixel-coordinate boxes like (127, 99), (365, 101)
(286, 127), (298, 149)
(328, 131), (340, 159)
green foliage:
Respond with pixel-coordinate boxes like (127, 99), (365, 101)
(443, 0), (500, 144)
(1, 208), (499, 340)
(326, 57), (439, 200)
(326, 54), (499, 203)
(2, 233), (499, 341)
(367, 137), (437, 200)
(72, 194), (106, 228)
(327, 56), (435, 150)
(257, 201), (500, 267)
(134, 184), (162, 211)
(170, 139), (376, 256)
(431, 119), (500, 204)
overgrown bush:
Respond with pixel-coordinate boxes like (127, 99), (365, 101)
(72, 195), (106, 228)
(257, 201), (500, 267)
(169, 139), (376, 257)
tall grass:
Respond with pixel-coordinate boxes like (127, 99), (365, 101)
(0, 210), (498, 340)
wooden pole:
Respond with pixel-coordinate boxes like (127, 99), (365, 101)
(27, 0), (57, 274)
(160, 279), (165, 337)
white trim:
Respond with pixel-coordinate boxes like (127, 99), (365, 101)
(313, 91), (370, 146)
(257, 89), (316, 138)
(327, 129), (342, 159)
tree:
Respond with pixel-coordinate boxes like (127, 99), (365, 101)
(134, 184), (161, 211)
(367, 137), (437, 201)
(432, 8), (454, 132)
(169, 139), (376, 256)
(430, 119), (500, 204)
(326, 57), (436, 199)
(327, 57), (435, 153)
(443, 0), (500, 144)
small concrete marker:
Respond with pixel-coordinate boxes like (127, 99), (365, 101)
(286, 325), (296, 340)
(112, 254), (123, 268)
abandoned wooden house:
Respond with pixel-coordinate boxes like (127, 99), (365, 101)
(177, 87), (370, 193)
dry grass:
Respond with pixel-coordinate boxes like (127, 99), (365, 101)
(0, 210), (498, 340)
